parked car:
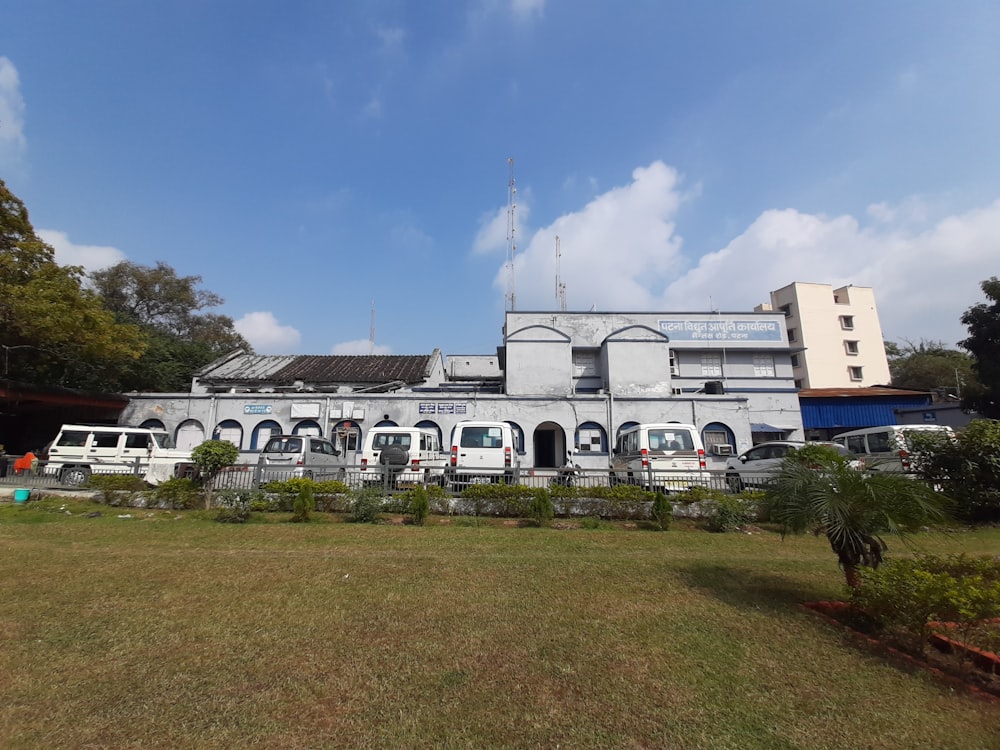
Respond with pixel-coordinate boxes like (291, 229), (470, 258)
(610, 423), (708, 492)
(831, 425), (954, 474)
(445, 421), (520, 487)
(725, 440), (856, 491)
(359, 426), (447, 486)
(256, 434), (343, 483)
(44, 423), (193, 487)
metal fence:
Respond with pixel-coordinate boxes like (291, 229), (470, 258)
(0, 457), (741, 496)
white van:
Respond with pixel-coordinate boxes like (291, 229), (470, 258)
(359, 426), (447, 485)
(45, 424), (193, 487)
(610, 423), (707, 492)
(832, 425), (954, 474)
(446, 421), (519, 487)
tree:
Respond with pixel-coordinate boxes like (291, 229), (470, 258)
(763, 446), (948, 589)
(0, 179), (146, 390)
(960, 277), (1000, 418)
(886, 339), (981, 399)
(191, 439), (240, 509)
(89, 261), (252, 391)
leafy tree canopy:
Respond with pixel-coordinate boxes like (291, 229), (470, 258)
(886, 338), (981, 399)
(960, 277), (1000, 418)
(0, 179), (145, 390)
(89, 261), (252, 392)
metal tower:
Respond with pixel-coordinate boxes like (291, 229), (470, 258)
(505, 157), (517, 312)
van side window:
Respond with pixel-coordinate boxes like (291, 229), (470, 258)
(846, 435), (867, 454)
(868, 432), (891, 453)
(124, 433), (150, 449)
(92, 432), (122, 449)
(57, 430), (89, 447)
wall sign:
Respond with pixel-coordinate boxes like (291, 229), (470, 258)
(244, 404), (273, 415)
(658, 319), (783, 342)
(419, 403), (468, 415)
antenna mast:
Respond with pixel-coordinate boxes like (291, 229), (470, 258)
(555, 235), (567, 311)
(505, 157), (517, 311)
(369, 299), (376, 355)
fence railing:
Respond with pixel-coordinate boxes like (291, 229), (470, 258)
(1, 458), (745, 496)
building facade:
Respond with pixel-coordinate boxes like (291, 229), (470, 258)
(119, 310), (804, 471)
(756, 282), (891, 389)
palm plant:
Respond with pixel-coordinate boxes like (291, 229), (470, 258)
(763, 447), (949, 589)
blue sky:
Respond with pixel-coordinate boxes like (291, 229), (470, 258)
(2, 1), (999, 358)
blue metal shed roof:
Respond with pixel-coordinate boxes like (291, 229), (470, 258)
(799, 393), (931, 430)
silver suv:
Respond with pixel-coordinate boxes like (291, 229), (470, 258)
(257, 434), (343, 483)
(725, 440), (855, 491)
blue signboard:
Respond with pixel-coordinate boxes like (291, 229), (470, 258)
(244, 404), (273, 415)
(418, 403), (468, 415)
(658, 319), (783, 342)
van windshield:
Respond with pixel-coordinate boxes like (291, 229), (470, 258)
(460, 427), (504, 449)
(374, 434), (412, 449)
(264, 437), (302, 453)
(151, 433), (176, 449)
(647, 429), (694, 452)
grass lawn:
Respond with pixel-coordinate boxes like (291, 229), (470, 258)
(1, 497), (998, 749)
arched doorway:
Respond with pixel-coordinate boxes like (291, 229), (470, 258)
(532, 421), (566, 468)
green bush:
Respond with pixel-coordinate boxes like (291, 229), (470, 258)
(651, 492), (672, 530)
(670, 485), (715, 505)
(405, 485), (430, 525)
(852, 554), (1000, 653)
(461, 482), (533, 517)
(351, 486), (384, 523)
(150, 477), (200, 510)
(579, 516), (610, 530)
(213, 490), (251, 523)
(910, 420), (1000, 523)
(528, 488), (554, 526)
(290, 483), (316, 523)
(705, 493), (758, 532)
(87, 474), (147, 506)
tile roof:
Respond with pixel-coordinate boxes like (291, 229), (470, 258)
(198, 352), (435, 386)
(798, 386), (931, 398)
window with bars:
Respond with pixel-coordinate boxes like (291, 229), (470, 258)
(701, 354), (722, 377)
(752, 354), (775, 377)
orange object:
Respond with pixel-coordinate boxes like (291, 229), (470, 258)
(13, 451), (36, 475)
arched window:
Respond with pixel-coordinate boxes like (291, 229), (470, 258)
(616, 421), (639, 438)
(139, 419), (165, 431)
(575, 421), (608, 454)
(214, 419), (243, 449)
(505, 421), (525, 454)
(415, 420), (442, 445)
(251, 420), (282, 450)
(702, 422), (736, 457)
(292, 420), (321, 437)
(175, 419), (205, 451)
(374, 419), (397, 428)
(333, 420), (361, 453)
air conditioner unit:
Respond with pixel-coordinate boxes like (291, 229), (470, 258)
(711, 444), (735, 456)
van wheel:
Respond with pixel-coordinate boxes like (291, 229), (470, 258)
(60, 466), (91, 488)
(380, 446), (410, 466)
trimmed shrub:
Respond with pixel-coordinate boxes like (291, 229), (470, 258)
(214, 489), (251, 523)
(852, 553), (1000, 653)
(528, 488), (554, 526)
(650, 492), (672, 530)
(291, 483), (316, 523)
(405, 485), (430, 525)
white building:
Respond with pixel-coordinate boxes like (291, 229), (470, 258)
(756, 282), (891, 389)
(119, 310), (804, 469)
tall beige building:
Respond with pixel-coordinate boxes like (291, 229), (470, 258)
(756, 282), (891, 389)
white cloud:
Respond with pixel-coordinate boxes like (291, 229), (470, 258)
(234, 312), (302, 354)
(490, 161), (684, 310)
(330, 339), (392, 355)
(487, 159), (1000, 348)
(375, 25), (407, 59)
(0, 56), (27, 164)
(662, 200), (1000, 347)
(37, 229), (125, 272)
